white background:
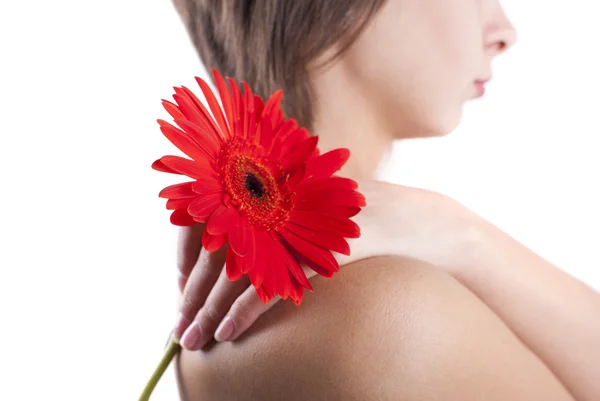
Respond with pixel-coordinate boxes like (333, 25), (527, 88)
(0, 1), (598, 400)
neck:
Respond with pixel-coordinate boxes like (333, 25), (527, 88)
(310, 67), (394, 181)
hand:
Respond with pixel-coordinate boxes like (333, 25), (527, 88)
(172, 223), (313, 350)
(172, 180), (478, 350)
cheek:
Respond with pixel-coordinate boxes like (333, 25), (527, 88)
(344, 0), (481, 135)
(382, 65), (466, 136)
(355, 54), (465, 136)
(398, 41), (480, 134)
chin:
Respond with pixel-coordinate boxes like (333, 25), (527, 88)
(431, 107), (463, 136)
(413, 113), (462, 138)
(390, 105), (462, 139)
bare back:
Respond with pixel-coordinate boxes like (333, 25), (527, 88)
(175, 256), (573, 400)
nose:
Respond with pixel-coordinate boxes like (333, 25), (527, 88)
(484, 9), (518, 57)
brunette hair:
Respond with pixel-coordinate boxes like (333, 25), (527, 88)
(172, 0), (385, 131)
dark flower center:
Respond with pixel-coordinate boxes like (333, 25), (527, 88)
(245, 173), (264, 198)
(219, 140), (295, 230)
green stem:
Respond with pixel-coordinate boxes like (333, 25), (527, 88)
(138, 335), (181, 401)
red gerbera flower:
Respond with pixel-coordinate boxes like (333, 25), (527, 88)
(152, 69), (364, 305)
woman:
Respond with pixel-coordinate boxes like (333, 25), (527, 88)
(169, 0), (600, 400)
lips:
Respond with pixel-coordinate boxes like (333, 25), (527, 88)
(474, 79), (490, 97)
(474, 82), (485, 97)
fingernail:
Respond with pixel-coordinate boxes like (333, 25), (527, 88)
(173, 312), (188, 342)
(181, 321), (202, 350)
(215, 316), (236, 342)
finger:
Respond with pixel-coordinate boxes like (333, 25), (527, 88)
(176, 223), (204, 292)
(214, 264), (319, 343)
(180, 265), (250, 350)
(173, 247), (226, 341)
(214, 285), (281, 343)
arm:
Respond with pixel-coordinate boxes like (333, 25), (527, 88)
(453, 204), (600, 401)
(172, 180), (600, 400)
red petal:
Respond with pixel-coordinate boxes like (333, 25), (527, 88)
(243, 82), (255, 113)
(244, 84), (259, 143)
(262, 89), (283, 116)
(258, 115), (273, 150)
(272, 109), (285, 133)
(237, 228), (255, 275)
(192, 181), (223, 196)
(246, 108), (258, 145)
(229, 220), (250, 257)
(226, 247), (244, 281)
(159, 155), (213, 180)
(195, 75), (230, 139)
(180, 85), (224, 137)
(287, 275), (305, 305)
(296, 176), (358, 194)
(206, 205), (238, 235)
(158, 181), (196, 199)
(279, 127), (311, 158)
(174, 118), (221, 160)
(172, 92), (221, 142)
(295, 189), (366, 209)
(274, 236), (313, 290)
(202, 230), (228, 252)
(192, 216), (208, 224)
(231, 118), (243, 141)
(247, 255), (265, 288)
(312, 205), (362, 218)
(151, 159), (179, 174)
(279, 228), (340, 275)
(212, 69), (234, 139)
(191, 179), (222, 196)
(161, 100), (186, 120)
(158, 120), (210, 163)
(269, 252), (291, 300)
(170, 209), (197, 226)
(288, 248), (335, 278)
(305, 148), (350, 179)
(242, 82), (254, 138)
(246, 231), (267, 288)
(269, 119), (297, 155)
(289, 210), (361, 238)
(255, 286), (272, 304)
(283, 224), (350, 256)
(166, 198), (194, 210)
(269, 139), (283, 159)
(253, 94), (264, 119)
(261, 89), (283, 130)
(226, 77), (243, 128)
(286, 165), (305, 189)
(275, 119), (298, 139)
(254, 232), (290, 301)
(281, 136), (318, 170)
(188, 192), (222, 220)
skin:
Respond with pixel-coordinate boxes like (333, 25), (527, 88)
(172, 0), (600, 399)
(313, 0), (516, 176)
(175, 0), (515, 349)
(176, 257), (574, 401)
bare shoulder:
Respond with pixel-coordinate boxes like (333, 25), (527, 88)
(175, 256), (572, 401)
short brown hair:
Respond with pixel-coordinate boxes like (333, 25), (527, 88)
(172, 0), (385, 131)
